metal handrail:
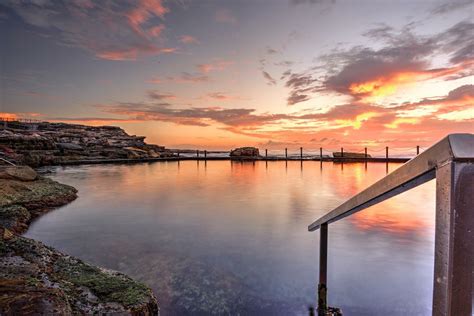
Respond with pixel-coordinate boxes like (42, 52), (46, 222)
(308, 133), (474, 316)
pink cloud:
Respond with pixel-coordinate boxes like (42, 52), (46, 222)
(179, 35), (199, 44)
(197, 60), (234, 73)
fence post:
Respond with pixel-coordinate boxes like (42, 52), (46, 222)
(320, 147), (323, 161)
(386, 147), (389, 160)
(417, 146), (420, 155)
(318, 223), (328, 315)
(177, 151), (180, 158)
(285, 148), (288, 160)
(197, 150), (199, 158)
(265, 149), (268, 159)
(341, 147), (344, 158)
(300, 147), (303, 160)
(433, 162), (474, 315)
(365, 147), (367, 159)
(204, 150), (207, 160)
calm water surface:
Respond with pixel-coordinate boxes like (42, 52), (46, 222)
(26, 161), (436, 315)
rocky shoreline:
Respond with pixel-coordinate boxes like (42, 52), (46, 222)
(0, 121), (175, 167)
(0, 166), (159, 315)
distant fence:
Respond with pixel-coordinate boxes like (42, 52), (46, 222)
(172, 146), (425, 161)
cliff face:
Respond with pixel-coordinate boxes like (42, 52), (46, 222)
(0, 121), (174, 166)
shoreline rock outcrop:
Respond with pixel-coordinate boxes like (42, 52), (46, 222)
(0, 121), (175, 167)
(0, 166), (160, 315)
(230, 147), (260, 160)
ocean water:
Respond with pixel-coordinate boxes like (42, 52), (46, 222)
(26, 161), (436, 315)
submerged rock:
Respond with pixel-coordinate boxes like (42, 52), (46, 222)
(0, 227), (159, 315)
(230, 147), (260, 159)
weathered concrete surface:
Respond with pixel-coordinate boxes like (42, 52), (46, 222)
(0, 227), (159, 315)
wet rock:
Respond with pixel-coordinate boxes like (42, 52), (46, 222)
(0, 166), (38, 181)
(0, 177), (77, 234)
(0, 227), (159, 315)
(230, 147), (260, 159)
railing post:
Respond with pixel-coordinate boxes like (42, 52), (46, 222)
(365, 147), (367, 159)
(318, 223), (328, 315)
(300, 147), (303, 160)
(285, 148), (288, 160)
(433, 162), (474, 315)
(386, 146), (389, 160)
(265, 149), (268, 159)
(197, 150), (199, 158)
(417, 145), (420, 155)
(341, 147), (343, 158)
(320, 147), (323, 161)
(204, 150), (207, 160)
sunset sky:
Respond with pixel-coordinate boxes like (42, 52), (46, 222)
(1, 0), (473, 150)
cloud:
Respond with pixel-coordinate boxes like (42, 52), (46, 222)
(430, 0), (472, 15)
(147, 90), (177, 100)
(179, 35), (199, 44)
(204, 92), (244, 101)
(215, 9), (237, 24)
(262, 71), (277, 85)
(285, 20), (474, 103)
(2, 0), (173, 60)
(290, 0), (336, 5)
(197, 60), (233, 73)
(174, 72), (210, 83)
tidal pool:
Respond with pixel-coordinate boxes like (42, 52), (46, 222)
(26, 161), (436, 315)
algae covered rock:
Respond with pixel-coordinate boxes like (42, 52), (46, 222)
(0, 166), (38, 181)
(0, 177), (77, 233)
(0, 227), (159, 315)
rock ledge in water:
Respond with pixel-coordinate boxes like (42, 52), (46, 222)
(0, 227), (159, 315)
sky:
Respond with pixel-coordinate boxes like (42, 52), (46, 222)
(0, 0), (473, 151)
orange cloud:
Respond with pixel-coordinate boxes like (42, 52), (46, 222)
(127, 0), (168, 32)
(0, 113), (19, 120)
(197, 60), (233, 73)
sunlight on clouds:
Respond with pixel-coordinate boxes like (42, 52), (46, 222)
(384, 118), (420, 129)
(437, 108), (474, 121)
(335, 112), (380, 129)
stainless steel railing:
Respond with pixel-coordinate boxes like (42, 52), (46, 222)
(308, 133), (474, 316)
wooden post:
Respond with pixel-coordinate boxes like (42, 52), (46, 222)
(417, 146), (420, 155)
(318, 223), (328, 315)
(300, 147), (303, 160)
(365, 147), (368, 159)
(386, 147), (389, 160)
(341, 147), (344, 158)
(204, 150), (207, 160)
(285, 148), (288, 160)
(320, 147), (323, 161)
(197, 150), (199, 158)
(265, 149), (268, 159)
(177, 151), (180, 158)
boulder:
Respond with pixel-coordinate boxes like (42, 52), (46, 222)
(230, 147), (260, 159)
(0, 166), (38, 181)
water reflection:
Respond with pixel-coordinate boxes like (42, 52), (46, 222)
(27, 161), (435, 315)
